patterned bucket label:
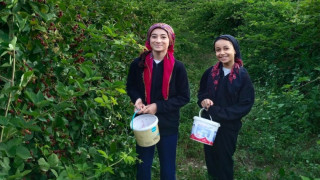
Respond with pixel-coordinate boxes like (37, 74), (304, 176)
(190, 122), (218, 146)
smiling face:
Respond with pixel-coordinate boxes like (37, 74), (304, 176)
(214, 39), (236, 68)
(149, 28), (170, 54)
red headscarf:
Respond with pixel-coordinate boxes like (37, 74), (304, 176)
(143, 23), (175, 104)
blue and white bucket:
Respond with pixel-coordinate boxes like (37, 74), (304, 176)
(130, 112), (160, 147)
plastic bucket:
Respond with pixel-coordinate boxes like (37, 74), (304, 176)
(130, 111), (160, 147)
(190, 108), (220, 146)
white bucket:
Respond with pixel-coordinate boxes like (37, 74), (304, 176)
(130, 112), (160, 147)
(190, 108), (220, 146)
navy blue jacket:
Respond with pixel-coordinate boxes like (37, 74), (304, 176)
(197, 65), (255, 131)
(126, 57), (190, 136)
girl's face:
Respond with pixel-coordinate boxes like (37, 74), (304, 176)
(214, 39), (236, 68)
(150, 28), (170, 54)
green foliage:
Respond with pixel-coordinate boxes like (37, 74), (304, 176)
(187, 0), (320, 89)
(0, 0), (319, 179)
(0, 0), (160, 179)
(174, 0), (320, 179)
(236, 85), (320, 179)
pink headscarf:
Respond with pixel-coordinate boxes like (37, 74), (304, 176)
(143, 23), (175, 104)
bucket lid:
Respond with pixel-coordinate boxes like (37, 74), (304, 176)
(193, 116), (220, 127)
(131, 114), (158, 131)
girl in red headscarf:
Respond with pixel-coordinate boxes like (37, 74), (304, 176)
(126, 23), (190, 180)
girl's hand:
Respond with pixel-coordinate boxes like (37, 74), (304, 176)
(134, 98), (145, 113)
(201, 99), (214, 110)
(142, 103), (157, 115)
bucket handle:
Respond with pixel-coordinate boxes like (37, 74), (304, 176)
(130, 109), (140, 130)
(199, 108), (213, 121)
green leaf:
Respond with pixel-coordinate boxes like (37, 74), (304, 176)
(35, 25), (47, 32)
(20, 109), (41, 118)
(29, 2), (55, 22)
(110, 97), (117, 105)
(24, 122), (41, 132)
(94, 163), (114, 174)
(75, 163), (89, 172)
(1, 63), (12, 67)
(6, 138), (22, 158)
(15, 13), (28, 32)
(84, 53), (95, 58)
(78, 22), (87, 29)
(25, 90), (45, 104)
(56, 170), (68, 179)
(91, 77), (103, 81)
(39, 4), (49, 13)
(51, 169), (58, 178)
(104, 166), (114, 174)
(75, 79), (85, 90)
(0, 116), (9, 126)
(121, 152), (135, 165)
(16, 146), (31, 160)
(80, 64), (94, 79)
(281, 84), (291, 89)
(111, 81), (125, 87)
(19, 71), (34, 89)
(24, 91), (36, 103)
(0, 157), (10, 172)
(115, 88), (126, 94)
(297, 76), (310, 83)
(102, 95), (109, 102)
(0, 30), (9, 43)
(41, 12), (56, 22)
(94, 95), (112, 109)
(56, 81), (70, 98)
(38, 158), (50, 172)
(7, 170), (32, 180)
(103, 26), (117, 37)
(94, 97), (104, 103)
(97, 150), (108, 159)
(11, 36), (17, 47)
(48, 153), (59, 168)
(36, 100), (51, 108)
(8, 116), (25, 128)
(54, 102), (75, 112)
(120, 171), (125, 178)
(0, 9), (10, 23)
(8, 36), (17, 51)
(97, 150), (113, 161)
(300, 176), (310, 180)
(0, 50), (9, 57)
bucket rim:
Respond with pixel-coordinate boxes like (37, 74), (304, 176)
(130, 114), (158, 131)
(193, 116), (220, 127)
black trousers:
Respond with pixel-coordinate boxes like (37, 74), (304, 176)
(204, 127), (239, 180)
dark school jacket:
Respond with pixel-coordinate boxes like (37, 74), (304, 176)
(126, 57), (190, 136)
(197, 65), (255, 131)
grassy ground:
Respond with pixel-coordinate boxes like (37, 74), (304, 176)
(175, 50), (216, 180)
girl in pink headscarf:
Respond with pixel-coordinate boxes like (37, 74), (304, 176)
(126, 23), (190, 180)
